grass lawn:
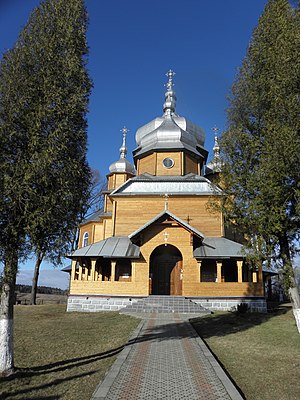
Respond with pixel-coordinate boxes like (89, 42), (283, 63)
(0, 305), (140, 400)
(192, 305), (300, 400)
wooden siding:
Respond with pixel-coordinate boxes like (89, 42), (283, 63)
(137, 153), (156, 175)
(71, 225), (264, 297)
(78, 223), (94, 248)
(113, 196), (222, 237)
(107, 172), (133, 191)
(156, 152), (182, 175)
(94, 222), (105, 242)
(184, 154), (198, 175)
(104, 195), (113, 213)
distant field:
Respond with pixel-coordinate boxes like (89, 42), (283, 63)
(15, 292), (68, 305)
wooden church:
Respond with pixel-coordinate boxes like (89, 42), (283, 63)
(67, 71), (267, 313)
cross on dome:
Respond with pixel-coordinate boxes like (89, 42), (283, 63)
(119, 126), (129, 159)
(211, 126), (221, 168)
(163, 69), (177, 115)
(165, 69), (176, 91)
(121, 126), (129, 136)
(212, 126), (219, 138)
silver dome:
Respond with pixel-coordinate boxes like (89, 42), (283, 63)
(109, 158), (136, 174)
(109, 127), (136, 175)
(133, 70), (206, 159)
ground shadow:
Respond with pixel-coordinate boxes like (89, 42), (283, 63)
(190, 303), (290, 339)
(0, 371), (96, 399)
(0, 304), (291, 399)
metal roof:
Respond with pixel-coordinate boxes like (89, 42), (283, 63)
(129, 210), (205, 241)
(133, 78), (207, 160)
(194, 237), (247, 259)
(81, 210), (112, 224)
(132, 173), (208, 182)
(68, 236), (140, 259)
(110, 173), (221, 196)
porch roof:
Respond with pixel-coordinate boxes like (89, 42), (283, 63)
(194, 237), (246, 259)
(68, 236), (140, 259)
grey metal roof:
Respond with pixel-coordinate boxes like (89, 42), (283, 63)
(109, 157), (136, 175)
(68, 236), (140, 259)
(61, 264), (72, 272)
(194, 237), (247, 259)
(110, 173), (221, 196)
(131, 173), (208, 182)
(133, 106), (207, 161)
(129, 210), (205, 240)
(81, 210), (112, 224)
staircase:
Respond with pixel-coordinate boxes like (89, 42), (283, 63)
(120, 296), (209, 315)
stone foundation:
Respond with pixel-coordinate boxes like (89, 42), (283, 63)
(67, 295), (140, 312)
(190, 297), (267, 313)
(67, 294), (267, 313)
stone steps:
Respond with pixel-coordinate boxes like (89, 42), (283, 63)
(120, 296), (209, 314)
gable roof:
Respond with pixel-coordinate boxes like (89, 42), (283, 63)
(129, 210), (205, 241)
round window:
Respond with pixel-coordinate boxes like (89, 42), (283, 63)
(162, 157), (174, 169)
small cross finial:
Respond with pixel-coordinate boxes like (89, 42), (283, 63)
(163, 231), (169, 246)
(119, 126), (129, 159)
(163, 193), (169, 210)
(121, 126), (129, 137)
(165, 69), (176, 91)
(212, 126), (219, 138)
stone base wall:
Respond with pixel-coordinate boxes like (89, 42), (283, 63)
(67, 294), (267, 313)
(190, 297), (267, 313)
(67, 295), (139, 312)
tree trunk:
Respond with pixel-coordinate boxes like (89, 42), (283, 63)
(30, 251), (44, 305)
(279, 233), (300, 333)
(0, 254), (18, 375)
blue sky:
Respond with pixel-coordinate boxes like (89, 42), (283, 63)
(0, 0), (268, 288)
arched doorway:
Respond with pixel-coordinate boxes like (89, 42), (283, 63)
(149, 244), (183, 295)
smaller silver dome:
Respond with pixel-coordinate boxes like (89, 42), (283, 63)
(109, 158), (136, 174)
(109, 127), (136, 175)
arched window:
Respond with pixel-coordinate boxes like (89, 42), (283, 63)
(82, 232), (89, 247)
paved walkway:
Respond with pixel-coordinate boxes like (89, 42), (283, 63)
(92, 314), (244, 400)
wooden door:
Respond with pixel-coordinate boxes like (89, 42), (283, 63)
(170, 260), (182, 296)
(150, 245), (182, 295)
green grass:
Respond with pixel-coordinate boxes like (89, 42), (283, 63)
(192, 305), (300, 400)
(0, 305), (140, 400)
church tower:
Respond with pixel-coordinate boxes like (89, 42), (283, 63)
(67, 71), (266, 314)
(134, 70), (208, 176)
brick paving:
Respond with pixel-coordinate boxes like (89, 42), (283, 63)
(92, 313), (244, 400)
